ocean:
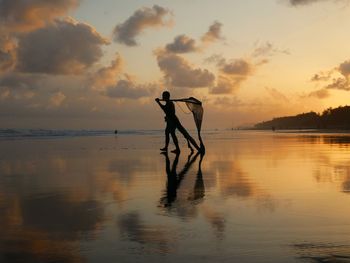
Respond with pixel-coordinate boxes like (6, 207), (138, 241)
(0, 128), (163, 139)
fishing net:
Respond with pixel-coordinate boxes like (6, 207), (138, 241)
(172, 97), (205, 152)
(184, 97), (203, 133)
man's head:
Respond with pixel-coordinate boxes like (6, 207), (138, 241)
(162, 91), (170, 101)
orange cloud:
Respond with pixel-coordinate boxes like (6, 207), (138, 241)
(312, 59), (350, 91)
(252, 41), (290, 58)
(210, 57), (254, 94)
(0, 72), (42, 91)
(265, 87), (290, 102)
(156, 51), (215, 88)
(0, 0), (80, 33)
(211, 74), (244, 94)
(308, 88), (330, 99)
(113, 5), (173, 46)
(16, 19), (109, 75)
(89, 54), (124, 90)
(339, 60), (350, 77)
(0, 34), (16, 72)
(165, 34), (199, 53)
(201, 21), (224, 43)
(87, 54), (157, 99)
(104, 78), (157, 99)
(219, 59), (252, 75)
(49, 91), (66, 107)
(208, 41), (287, 95)
(288, 0), (349, 5)
(311, 71), (333, 82)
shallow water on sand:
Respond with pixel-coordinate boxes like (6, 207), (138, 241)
(1, 131), (350, 262)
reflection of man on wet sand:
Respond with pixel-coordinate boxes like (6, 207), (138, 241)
(160, 151), (204, 208)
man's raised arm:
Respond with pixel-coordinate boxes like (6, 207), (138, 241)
(155, 98), (166, 113)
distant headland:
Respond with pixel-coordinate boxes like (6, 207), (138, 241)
(254, 105), (350, 130)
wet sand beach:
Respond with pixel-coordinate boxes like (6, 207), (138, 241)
(1, 131), (350, 262)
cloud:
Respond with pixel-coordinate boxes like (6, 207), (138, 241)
(325, 60), (350, 90)
(311, 71), (333, 82)
(219, 59), (253, 75)
(253, 42), (275, 57)
(212, 96), (246, 108)
(89, 54), (124, 90)
(210, 57), (254, 94)
(288, 0), (349, 6)
(165, 34), (199, 53)
(252, 41), (290, 58)
(0, 0), (80, 33)
(211, 74), (242, 94)
(16, 19), (109, 75)
(88, 54), (156, 99)
(339, 60), (350, 77)
(105, 78), (156, 99)
(326, 78), (349, 90)
(265, 87), (289, 102)
(308, 88), (330, 98)
(113, 5), (172, 46)
(156, 51), (215, 88)
(207, 44), (282, 94)
(207, 42), (282, 94)
(0, 72), (42, 90)
(0, 73), (43, 100)
(0, 88), (9, 100)
(165, 22), (226, 54)
(49, 91), (66, 107)
(289, 0), (326, 5)
(311, 59), (350, 91)
(201, 21), (224, 43)
(0, 34), (16, 72)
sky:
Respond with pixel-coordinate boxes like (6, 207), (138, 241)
(1, 0), (350, 130)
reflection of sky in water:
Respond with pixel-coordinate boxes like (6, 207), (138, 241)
(1, 132), (350, 262)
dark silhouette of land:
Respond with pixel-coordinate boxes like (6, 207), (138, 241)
(255, 105), (350, 130)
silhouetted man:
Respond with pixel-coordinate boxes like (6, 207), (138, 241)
(155, 91), (180, 153)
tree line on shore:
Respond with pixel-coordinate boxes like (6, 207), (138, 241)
(254, 105), (350, 130)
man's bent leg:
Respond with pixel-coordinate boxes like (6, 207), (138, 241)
(176, 122), (200, 151)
